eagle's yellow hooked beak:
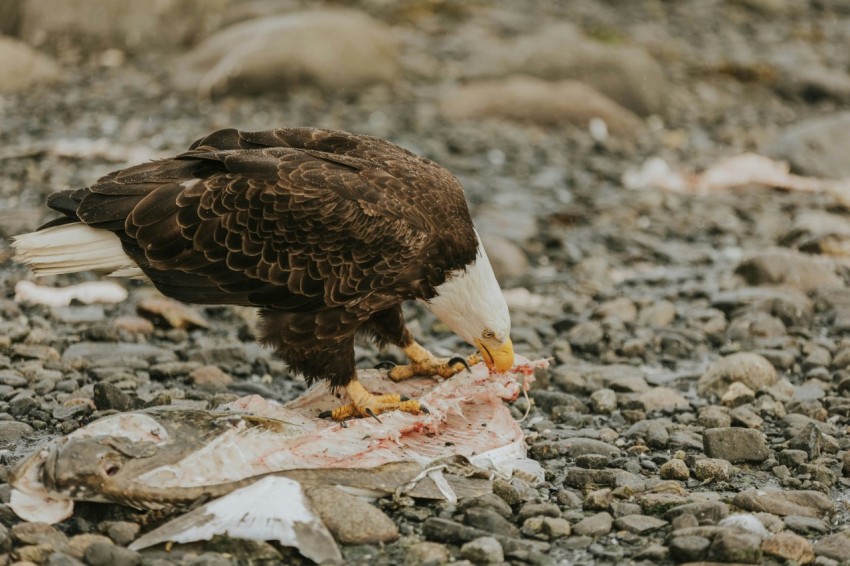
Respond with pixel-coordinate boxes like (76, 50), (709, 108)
(474, 337), (514, 373)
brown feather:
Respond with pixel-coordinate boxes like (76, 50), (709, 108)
(41, 128), (478, 387)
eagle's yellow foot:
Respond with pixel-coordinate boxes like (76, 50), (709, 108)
(387, 341), (481, 382)
(319, 380), (427, 421)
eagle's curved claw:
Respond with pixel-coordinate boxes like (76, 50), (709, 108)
(388, 341), (481, 382)
(374, 360), (397, 370)
(447, 356), (471, 373)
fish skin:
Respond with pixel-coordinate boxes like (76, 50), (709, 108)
(10, 358), (546, 518)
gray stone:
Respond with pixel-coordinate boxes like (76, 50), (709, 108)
(18, 0), (225, 53)
(46, 552), (85, 566)
(460, 536), (503, 564)
(761, 531), (815, 563)
(733, 489), (833, 518)
(62, 342), (177, 364)
(767, 112), (850, 178)
(0, 420), (34, 448)
(812, 531), (850, 561)
(709, 530), (762, 563)
(405, 542), (451, 566)
(659, 458), (690, 480)
(737, 248), (843, 291)
(516, 502), (560, 523)
(669, 535), (711, 562)
(703, 427), (769, 463)
(469, 23), (668, 115)
(463, 507), (517, 538)
(697, 353), (778, 398)
(481, 235), (529, 282)
(458, 494), (512, 519)
(783, 515), (829, 534)
(172, 10), (399, 97)
(0, 36), (62, 94)
(529, 437), (619, 460)
(589, 388), (618, 414)
(637, 387), (690, 413)
(638, 300), (677, 327)
(306, 485), (397, 544)
(11, 522), (68, 549)
(613, 514), (667, 534)
(698, 406), (732, 429)
(82, 542), (141, 566)
(572, 512), (613, 537)
(712, 287), (813, 327)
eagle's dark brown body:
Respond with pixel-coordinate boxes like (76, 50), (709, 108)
(43, 128), (478, 387)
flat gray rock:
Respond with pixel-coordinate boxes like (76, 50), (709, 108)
(702, 427), (769, 463)
(766, 112), (850, 178)
(172, 10), (399, 97)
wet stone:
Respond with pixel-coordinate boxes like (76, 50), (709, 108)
(703, 427), (769, 463)
(460, 536), (504, 564)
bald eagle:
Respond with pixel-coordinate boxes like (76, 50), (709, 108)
(13, 128), (514, 420)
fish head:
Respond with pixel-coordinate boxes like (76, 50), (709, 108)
(42, 435), (158, 501)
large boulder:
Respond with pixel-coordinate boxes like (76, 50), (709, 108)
(765, 112), (850, 179)
(440, 76), (644, 138)
(0, 35), (62, 93)
(171, 10), (400, 97)
(467, 23), (668, 116)
(16, 0), (229, 53)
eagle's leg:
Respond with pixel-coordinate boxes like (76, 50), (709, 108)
(322, 379), (425, 421)
(388, 341), (481, 382)
(362, 307), (480, 383)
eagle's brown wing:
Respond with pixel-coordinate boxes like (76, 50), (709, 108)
(46, 128), (477, 322)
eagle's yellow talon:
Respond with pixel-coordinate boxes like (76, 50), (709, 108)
(323, 381), (425, 421)
(387, 342), (480, 382)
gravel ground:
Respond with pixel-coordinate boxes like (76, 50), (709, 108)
(2, 1), (850, 565)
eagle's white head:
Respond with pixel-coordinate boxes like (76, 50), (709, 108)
(425, 231), (514, 372)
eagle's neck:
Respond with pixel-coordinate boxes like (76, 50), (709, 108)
(424, 231), (511, 346)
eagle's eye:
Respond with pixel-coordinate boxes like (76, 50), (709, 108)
(482, 329), (495, 340)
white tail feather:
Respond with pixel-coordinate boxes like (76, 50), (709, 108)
(12, 223), (142, 278)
